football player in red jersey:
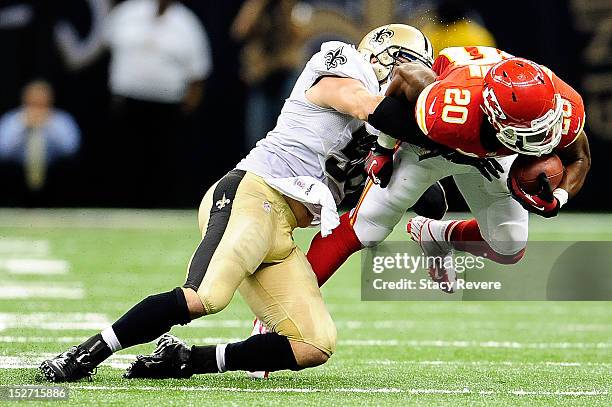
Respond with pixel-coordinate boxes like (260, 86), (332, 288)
(307, 46), (591, 292)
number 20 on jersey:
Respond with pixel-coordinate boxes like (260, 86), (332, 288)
(442, 88), (471, 124)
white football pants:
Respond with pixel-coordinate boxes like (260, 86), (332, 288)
(351, 143), (529, 256)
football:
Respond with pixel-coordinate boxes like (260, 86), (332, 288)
(509, 154), (564, 193)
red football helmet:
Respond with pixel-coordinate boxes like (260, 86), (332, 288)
(482, 58), (564, 156)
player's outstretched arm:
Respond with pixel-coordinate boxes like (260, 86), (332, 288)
(305, 76), (384, 121)
(556, 131), (591, 201)
(306, 65), (436, 145)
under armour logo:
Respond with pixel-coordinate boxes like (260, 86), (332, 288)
(324, 46), (347, 70)
(216, 193), (231, 209)
(370, 28), (394, 44)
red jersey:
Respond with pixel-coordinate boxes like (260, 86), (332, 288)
(414, 46), (586, 157)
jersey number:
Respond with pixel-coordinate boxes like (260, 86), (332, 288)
(324, 126), (377, 194)
(561, 99), (572, 135)
(442, 88), (471, 124)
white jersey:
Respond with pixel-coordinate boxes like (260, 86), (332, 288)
(236, 41), (380, 215)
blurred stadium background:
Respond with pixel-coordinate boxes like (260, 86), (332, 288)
(0, 0), (609, 211)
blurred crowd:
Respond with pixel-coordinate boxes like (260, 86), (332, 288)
(0, 0), (608, 209)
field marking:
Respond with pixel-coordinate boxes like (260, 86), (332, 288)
(0, 353), (137, 370)
(367, 360), (612, 368)
(60, 385), (609, 397)
(0, 259), (70, 275)
(0, 336), (610, 351)
(4, 354), (609, 371)
(0, 315), (607, 332)
(339, 339), (612, 349)
(0, 209), (196, 229)
(0, 239), (50, 256)
(0, 284), (83, 299)
(0, 313), (109, 332)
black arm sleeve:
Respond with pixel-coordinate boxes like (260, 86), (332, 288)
(367, 96), (435, 149)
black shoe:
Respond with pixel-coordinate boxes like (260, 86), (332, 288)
(39, 346), (96, 382)
(124, 334), (194, 379)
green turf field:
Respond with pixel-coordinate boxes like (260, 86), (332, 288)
(0, 209), (611, 406)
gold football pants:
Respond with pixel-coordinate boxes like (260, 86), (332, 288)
(183, 170), (336, 356)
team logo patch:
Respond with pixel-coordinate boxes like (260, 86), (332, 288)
(370, 28), (394, 44)
(216, 193), (231, 209)
(324, 46), (347, 70)
(483, 87), (507, 120)
(262, 201), (271, 213)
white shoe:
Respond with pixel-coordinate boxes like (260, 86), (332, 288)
(245, 319), (270, 379)
(407, 216), (457, 293)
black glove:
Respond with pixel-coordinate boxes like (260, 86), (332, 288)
(365, 143), (394, 188)
(421, 148), (504, 182)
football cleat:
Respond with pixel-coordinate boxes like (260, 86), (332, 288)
(407, 216), (456, 294)
(124, 334), (194, 379)
(245, 319), (270, 379)
(39, 346), (96, 382)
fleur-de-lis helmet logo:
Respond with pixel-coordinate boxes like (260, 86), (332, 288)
(370, 28), (394, 45)
(324, 46), (348, 70)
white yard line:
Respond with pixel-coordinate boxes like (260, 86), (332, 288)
(0, 315), (607, 332)
(0, 284), (83, 299)
(0, 353), (137, 370)
(340, 339), (612, 349)
(61, 385), (609, 397)
(0, 313), (109, 332)
(0, 239), (50, 257)
(0, 259), (69, 275)
(0, 336), (609, 350)
(0, 209), (195, 229)
(367, 360), (611, 367)
(4, 354), (608, 371)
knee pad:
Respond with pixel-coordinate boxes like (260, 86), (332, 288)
(275, 315), (337, 357)
(196, 281), (235, 315)
(487, 222), (528, 257)
(353, 214), (394, 248)
(319, 319), (337, 356)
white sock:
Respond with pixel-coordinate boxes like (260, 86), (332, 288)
(427, 219), (459, 243)
(215, 344), (227, 373)
(101, 327), (122, 352)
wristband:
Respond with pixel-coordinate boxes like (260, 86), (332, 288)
(553, 188), (569, 207)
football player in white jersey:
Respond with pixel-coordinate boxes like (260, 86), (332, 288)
(40, 24), (444, 382)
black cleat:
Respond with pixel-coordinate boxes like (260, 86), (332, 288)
(124, 334), (194, 379)
(39, 346), (96, 382)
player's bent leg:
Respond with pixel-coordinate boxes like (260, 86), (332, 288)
(453, 166), (528, 263)
(40, 170), (278, 382)
(290, 341), (329, 368)
(305, 180), (448, 288)
(307, 211), (362, 286)
(353, 147), (447, 247)
(126, 179), (326, 379)
(450, 218), (526, 264)
(124, 334), (329, 379)
(239, 248), (337, 368)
